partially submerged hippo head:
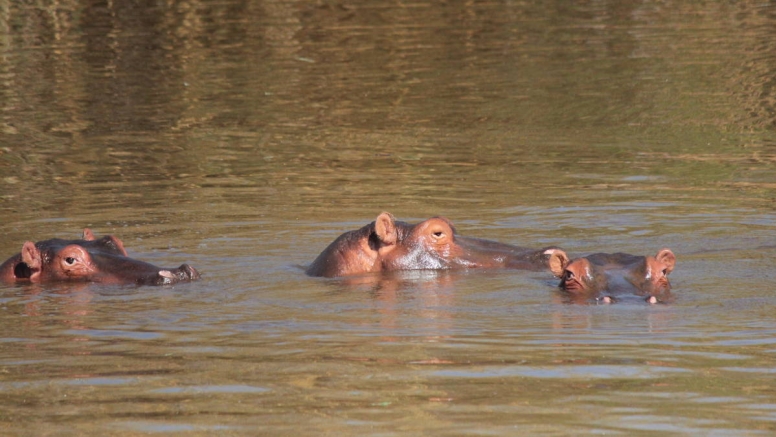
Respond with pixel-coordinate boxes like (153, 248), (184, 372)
(306, 212), (562, 278)
(548, 249), (676, 303)
(0, 229), (200, 285)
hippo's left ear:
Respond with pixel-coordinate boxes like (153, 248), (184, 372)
(21, 242), (42, 271)
(105, 235), (129, 256)
(546, 249), (570, 277)
(82, 228), (96, 240)
(375, 212), (398, 245)
(655, 248), (676, 274)
(21, 242), (43, 281)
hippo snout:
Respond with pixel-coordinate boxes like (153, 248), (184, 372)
(177, 264), (201, 281)
(157, 264), (201, 284)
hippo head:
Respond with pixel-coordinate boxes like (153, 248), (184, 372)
(1, 229), (200, 285)
(303, 212), (444, 277)
(548, 249), (676, 303)
(306, 212), (561, 277)
(374, 213), (469, 270)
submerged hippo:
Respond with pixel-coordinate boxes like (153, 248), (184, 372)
(0, 229), (200, 285)
(306, 212), (563, 278)
(548, 249), (676, 303)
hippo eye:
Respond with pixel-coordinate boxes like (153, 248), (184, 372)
(564, 270), (575, 280)
(432, 231), (444, 238)
(64, 257), (76, 265)
(661, 268), (668, 276)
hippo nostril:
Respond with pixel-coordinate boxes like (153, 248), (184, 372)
(153, 265), (200, 284)
(158, 270), (175, 279)
(179, 264), (201, 280)
(155, 271), (173, 285)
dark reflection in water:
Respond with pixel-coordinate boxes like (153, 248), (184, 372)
(0, 0), (773, 224)
(0, 0), (775, 436)
(0, 1), (771, 133)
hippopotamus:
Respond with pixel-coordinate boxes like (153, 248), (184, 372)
(0, 229), (200, 285)
(306, 212), (563, 278)
(548, 249), (676, 303)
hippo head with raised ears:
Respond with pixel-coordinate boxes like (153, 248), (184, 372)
(307, 212), (565, 277)
(374, 213), (467, 270)
(1, 229), (200, 285)
(548, 248), (676, 303)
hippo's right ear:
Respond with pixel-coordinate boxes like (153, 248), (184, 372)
(546, 248), (570, 277)
(655, 248), (676, 274)
(82, 228), (96, 240)
(21, 242), (43, 281)
(106, 235), (129, 256)
(375, 212), (397, 245)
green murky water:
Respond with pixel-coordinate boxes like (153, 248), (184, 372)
(0, 0), (774, 435)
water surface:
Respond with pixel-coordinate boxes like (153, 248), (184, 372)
(0, 0), (775, 435)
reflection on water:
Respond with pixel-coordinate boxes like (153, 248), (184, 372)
(0, 0), (775, 435)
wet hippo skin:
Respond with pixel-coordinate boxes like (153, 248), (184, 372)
(0, 229), (200, 285)
(548, 249), (676, 304)
(306, 212), (564, 278)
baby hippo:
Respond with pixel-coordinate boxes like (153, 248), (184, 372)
(307, 212), (562, 278)
(0, 229), (200, 285)
(548, 249), (676, 304)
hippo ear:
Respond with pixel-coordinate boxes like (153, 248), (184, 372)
(21, 241), (42, 269)
(546, 249), (570, 277)
(105, 235), (129, 256)
(655, 248), (676, 274)
(21, 242), (43, 281)
(375, 212), (397, 245)
(82, 228), (96, 241)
